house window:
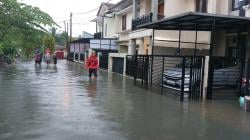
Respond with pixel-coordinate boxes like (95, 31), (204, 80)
(195, 0), (207, 13)
(158, 0), (165, 20)
(122, 15), (127, 30)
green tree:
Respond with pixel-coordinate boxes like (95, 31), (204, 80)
(0, 0), (56, 60)
(43, 35), (55, 54)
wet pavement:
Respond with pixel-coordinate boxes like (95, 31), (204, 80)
(0, 60), (250, 140)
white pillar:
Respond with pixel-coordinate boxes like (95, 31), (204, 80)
(108, 55), (113, 72)
(203, 56), (209, 100)
(84, 52), (88, 64)
(88, 49), (93, 57)
(123, 57), (127, 76)
(133, 0), (139, 19)
(128, 39), (136, 55)
(137, 38), (144, 55)
(97, 52), (101, 68)
(151, 0), (158, 21)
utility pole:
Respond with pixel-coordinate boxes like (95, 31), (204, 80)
(64, 20), (67, 41)
(64, 21), (68, 49)
(70, 12), (72, 42)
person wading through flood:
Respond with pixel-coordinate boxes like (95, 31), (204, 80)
(86, 51), (99, 80)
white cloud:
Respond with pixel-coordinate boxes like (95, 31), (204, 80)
(21, 0), (120, 37)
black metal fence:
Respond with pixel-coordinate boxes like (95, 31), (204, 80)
(132, 13), (153, 30)
(127, 55), (205, 101)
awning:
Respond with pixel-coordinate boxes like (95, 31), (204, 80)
(138, 12), (250, 31)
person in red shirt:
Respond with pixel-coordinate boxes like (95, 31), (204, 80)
(86, 51), (99, 79)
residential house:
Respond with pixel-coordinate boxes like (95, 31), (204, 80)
(92, 2), (117, 39)
(95, 0), (250, 100)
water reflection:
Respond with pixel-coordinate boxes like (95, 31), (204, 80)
(86, 80), (97, 99)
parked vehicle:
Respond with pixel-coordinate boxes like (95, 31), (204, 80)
(163, 62), (240, 92)
(213, 66), (240, 88)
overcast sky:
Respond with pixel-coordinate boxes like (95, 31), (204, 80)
(21, 0), (120, 37)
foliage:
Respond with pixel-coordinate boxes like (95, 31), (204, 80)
(43, 34), (55, 54)
(0, 0), (56, 60)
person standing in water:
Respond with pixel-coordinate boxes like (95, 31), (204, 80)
(53, 54), (57, 65)
(86, 51), (99, 80)
(45, 52), (51, 66)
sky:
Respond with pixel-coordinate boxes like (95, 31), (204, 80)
(20, 0), (120, 37)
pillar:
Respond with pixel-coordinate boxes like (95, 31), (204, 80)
(151, 0), (158, 21)
(137, 38), (144, 55)
(133, 0), (139, 19)
(128, 39), (137, 55)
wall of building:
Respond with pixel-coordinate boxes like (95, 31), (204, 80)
(103, 16), (117, 38)
(127, 12), (133, 30)
(119, 45), (129, 53)
(215, 0), (231, 15)
(164, 0), (195, 17)
(140, 0), (152, 16)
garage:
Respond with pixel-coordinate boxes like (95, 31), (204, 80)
(133, 12), (250, 101)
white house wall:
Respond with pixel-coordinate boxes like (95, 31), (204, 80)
(164, 0), (195, 18)
(140, 0), (152, 16)
(103, 16), (117, 38)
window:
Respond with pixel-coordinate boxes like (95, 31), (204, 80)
(195, 0), (207, 13)
(158, 0), (165, 20)
(122, 15), (127, 30)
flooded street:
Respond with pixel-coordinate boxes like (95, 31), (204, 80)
(0, 60), (250, 140)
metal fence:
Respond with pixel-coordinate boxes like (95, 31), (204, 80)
(127, 55), (205, 101)
(209, 56), (241, 99)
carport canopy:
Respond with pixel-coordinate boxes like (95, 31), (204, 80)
(138, 12), (250, 31)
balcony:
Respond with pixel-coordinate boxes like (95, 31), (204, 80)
(132, 13), (153, 30)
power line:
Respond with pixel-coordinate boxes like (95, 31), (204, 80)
(73, 0), (113, 15)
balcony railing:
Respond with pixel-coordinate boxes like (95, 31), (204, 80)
(94, 32), (102, 39)
(132, 13), (153, 30)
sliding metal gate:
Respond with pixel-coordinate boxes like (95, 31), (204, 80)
(209, 57), (241, 99)
(129, 55), (205, 101)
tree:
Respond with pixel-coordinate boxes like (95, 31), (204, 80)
(0, 0), (56, 60)
(43, 35), (55, 54)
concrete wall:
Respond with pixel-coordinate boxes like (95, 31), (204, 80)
(140, 0), (152, 16)
(116, 11), (133, 33)
(164, 0), (195, 18)
(103, 16), (117, 38)
(119, 45), (129, 53)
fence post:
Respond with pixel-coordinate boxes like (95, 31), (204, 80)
(161, 57), (165, 94)
(181, 57), (186, 101)
(134, 55), (138, 84)
(189, 57), (193, 99)
(145, 55), (149, 89)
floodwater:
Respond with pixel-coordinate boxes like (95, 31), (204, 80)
(0, 60), (250, 140)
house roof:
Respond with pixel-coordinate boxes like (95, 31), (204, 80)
(109, 0), (132, 12)
(97, 2), (115, 16)
(138, 12), (250, 31)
